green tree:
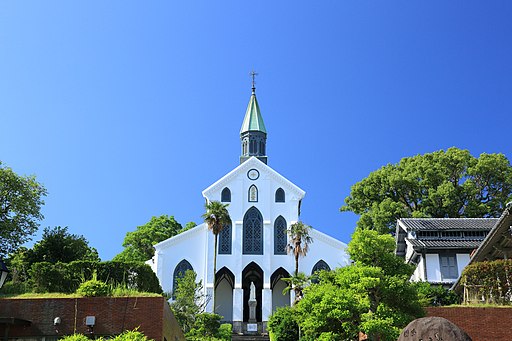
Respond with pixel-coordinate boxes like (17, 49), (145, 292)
(267, 306), (299, 341)
(114, 215), (183, 262)
(170, 270), (206, 333)
(341, 148), (512, 233)
(286, 222), (312, 304)
(202, 201), (231, 312)
(296, 229), (424, 340)
(26, 226), (99, 264)
(0, 161), (47, 257)
(286, 221), (313, 276)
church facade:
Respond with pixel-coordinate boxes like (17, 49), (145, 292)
(150, 84), (350, 333)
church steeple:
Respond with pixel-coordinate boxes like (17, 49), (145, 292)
(240, 72), (267, 164)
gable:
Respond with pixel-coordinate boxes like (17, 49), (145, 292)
(202, 157), (305, 201)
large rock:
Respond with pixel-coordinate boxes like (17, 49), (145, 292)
(397, 316), (471, 341)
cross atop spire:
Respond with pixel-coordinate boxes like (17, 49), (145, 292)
(250, 70), (258, 93)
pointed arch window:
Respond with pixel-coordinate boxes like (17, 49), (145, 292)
(311, 260), (330, 275)
(274, 216), (287, 255)
(173, 260), (193, 297)
(275, 188), (285, 203)
(221, 187), (231, 202)
(248, 185), (258, 202)
(243, 207), (263, 255)
(218, 223), (232, 255)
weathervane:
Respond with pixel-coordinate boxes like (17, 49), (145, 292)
(250, 70), (258, 93)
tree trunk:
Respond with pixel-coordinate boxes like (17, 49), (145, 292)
(213, 233), (218, 314)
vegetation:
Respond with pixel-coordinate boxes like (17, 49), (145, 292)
(186, 313), (232, 341)
(169, 269), (230, 340)
(270, 229), (424, 340)
(76, 278), (110, 297)
(0, 161), (47, 258)
(341, 148), (512, 233)
(267, 306), (299, 341)
(0, 260), (162, 295)
(461, 259), (512, 304)
(114, 215), (184, 262)
(285, 221), (312, 303)
(414, 282), (460, 306)
(170, 270), (206, 333)
(60, 329), (152, 341)
(7, 226), (99, 284)
(202, 201), (231, 312)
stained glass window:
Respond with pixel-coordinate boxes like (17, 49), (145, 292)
(275, 188), (285, 203)
(173, 260), (193, 297)
(311, 260), (330, 275)
(243, 207), (263, 254)
(274, 216), (287, 255)
(249, 185), (258, 202)
(221, 187), (231, 202)
(219, 223), (232, 255)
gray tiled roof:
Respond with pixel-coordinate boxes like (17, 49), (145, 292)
(406, 238), (483, 249)
(399, 218), (498, 231)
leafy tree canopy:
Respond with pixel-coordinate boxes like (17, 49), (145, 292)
(114, 215), (183, 262)
(341, 148), (512, 233)
(0, 161), (47, 257)
(170, 269), (206, 333)
(295, 229), (423, 340)
(27, 226), (100, 264)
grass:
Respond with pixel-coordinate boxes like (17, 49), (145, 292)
(1, 291), (162, 299)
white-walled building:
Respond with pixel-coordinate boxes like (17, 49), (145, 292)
(395, 218), (496, 286)
(150, 84), (350, 333)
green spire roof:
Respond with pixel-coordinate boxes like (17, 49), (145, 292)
(240, 90), (267, 134)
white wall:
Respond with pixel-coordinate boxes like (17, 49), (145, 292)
(425, 254), (442, 282)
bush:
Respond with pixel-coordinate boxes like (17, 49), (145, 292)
(76, 279), (110, 297)
(27, 261), (162, 294)
(59, 334), (93, 341)
(268, 306), (299, 341)
(414, 282), (460, 306)
(217, 324), (232, 340)
(186, 313), (230, 340)
(462, 259), (512, 304)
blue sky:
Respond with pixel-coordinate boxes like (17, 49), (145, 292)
(1, 1), (511, 260)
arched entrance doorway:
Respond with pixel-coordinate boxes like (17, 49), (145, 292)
(271, 267), (290, 312)
(215, 267), (235, 322)
(242, 262), (263, 322)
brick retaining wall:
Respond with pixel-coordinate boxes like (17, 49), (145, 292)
(0, 296), (185, 341)
(426, 306), (512, 341)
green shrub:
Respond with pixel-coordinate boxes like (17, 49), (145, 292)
(267, 306), (299, 341)
(414, 282), (460, 306)
(76, 279), (110, 297)
(59, 334), (95, 341)
(217, 323), (232, 340)
(111, 329), (151, 341)
(27, 260), (162, 294)
(462, 259), (512, 304)
(186, 313), (230, 340)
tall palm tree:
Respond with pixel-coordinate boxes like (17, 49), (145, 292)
(287, 221), (313, 276)
(202, 200), (231, 312)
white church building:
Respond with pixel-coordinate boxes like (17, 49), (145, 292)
(150, 83), (350, 333)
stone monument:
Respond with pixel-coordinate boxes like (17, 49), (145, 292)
(398, 316), (472, 341)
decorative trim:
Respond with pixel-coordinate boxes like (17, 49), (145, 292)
(247, 169), (260, 180)
(309, 228), (348, 250)
(154, 224), (208, 250)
